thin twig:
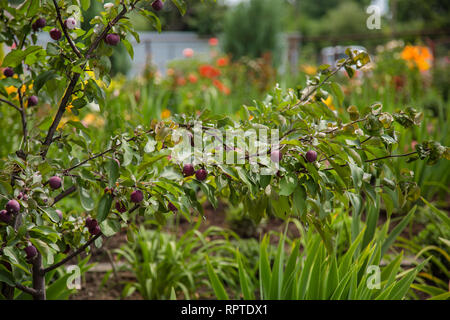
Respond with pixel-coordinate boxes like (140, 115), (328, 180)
(15, 283), (38, 296)
(52, 185), (77, 206)
(42, 233), (102, 274)
(321, 151), (418, 171)
(0, 98), (21, 112)
(17, 88), (27, 146)
(52, 0), (82, 58)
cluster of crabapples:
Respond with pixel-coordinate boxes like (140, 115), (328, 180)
(0, 198), (40, 262)
(0, 175), (64, 262)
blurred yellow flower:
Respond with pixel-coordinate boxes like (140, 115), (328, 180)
(57, 116), (80, 130)
(322, 95), (335, 111)
(66, 103), (73, 113)
(400, 45), (433, 72)
(301, 65), (317, 75)
(5, 86), (16, 95)
(161, 109), (171, 119)
(82, 113), (104, 127)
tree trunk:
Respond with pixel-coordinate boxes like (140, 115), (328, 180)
(32, 253), (46, 300)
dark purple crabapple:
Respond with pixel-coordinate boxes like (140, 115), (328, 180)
(85, 217), (98, 229)
(27, 95), (38, 107)
(115, 201), (127, 213)
(305, 150), (318, 163)
(130, 190), (143, 203)
(89, 225), (101, 236)
(50, 28), (62, 40)
(182, 164), (195, 177)
(152, 0), (164, 11)
(24, 245), (37, 260)
(0, 210), (11, 223)
(3, 67), (14, 78)
(195, 169), (208, 181)
(6, 199), (20, 214)
(32, 18), (46, 31)
(105, 33), (120, 46)
(48, 176), (62, 190)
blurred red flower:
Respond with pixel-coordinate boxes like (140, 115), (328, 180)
(176, 76), (186, 86)
(213, 79), (230, 95)
(199, 65), (221, 78)
(216, 57), (229, 67)
(208, 37), (218, 46)
(188, 73), (198, 83)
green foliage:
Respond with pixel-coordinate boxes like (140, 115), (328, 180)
(222, 0), (284, 64)
(115, 223), (238, 299)
(0, 0), (447, 301)
(208, 226), (428, 300)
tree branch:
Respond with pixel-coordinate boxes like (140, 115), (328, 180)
(52, 185), (77, 205)
(40, 2), (139, 158)
(0, 98), (21, 112)
(15, 283), (38, 296)
(17, 89), (27, 145)
(52, 0), (82, 58)
(321, 151), (418, 171)
(42, 233), (102, 274)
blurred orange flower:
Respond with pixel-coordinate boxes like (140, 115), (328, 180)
(166, 68), (175, 76)
(176, 76), (186, 86)
(161, 109), (171, 119)
(301, 65), (317, 75)
(213, 79), (230, 95)
(400, 45), (433, 72)
(199, 65), (221, 78)
(188, 73), (198, 83)
(216, 57), (229, 67)
(208, 37), (218, 46)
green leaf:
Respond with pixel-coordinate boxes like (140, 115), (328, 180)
(100, 219), (121, 237)
(171, 0), (187, 15)
(381, 205), (416, 256)
(139, 9), (162, 32)
(97, 193), (113, 222)
(2, 46), (42, 67)
(34, 70), (57, 93)
(349, 163), (363, 190)
(279, 174), (298, 196)
(41, 207), (61, 223)
(122, 38), (134, 59)
(293, 186), (307, 216)
(206, 256), (229, 300)
(79, 187), (95, 211)
(107, 159), (119, 188)
(0, 264), (14, 286)
(421, 197), (450, 229)
(80, 0), (90, 11)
